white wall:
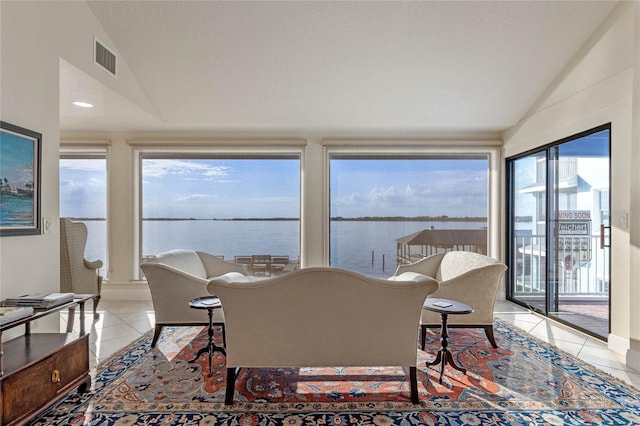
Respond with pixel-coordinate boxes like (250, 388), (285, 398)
(502, 1), (638, 366)
(628, 1), (640, 372)
(1, 2), (63, 301)
(0, 1), (156, 307)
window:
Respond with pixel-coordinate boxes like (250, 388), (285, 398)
(329, 152), (490, 278)
(139, 152), (301, 276)
(59, 149), (108, 278)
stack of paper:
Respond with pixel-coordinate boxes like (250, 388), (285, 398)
(4, 293), (74, 309)
(0, 306), (34, 325)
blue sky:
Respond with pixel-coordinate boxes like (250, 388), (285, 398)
(142, 159), (300, 218)
(60, 159), (107, 218)
(331, 158), (487, 218)
(60, 157), (489, 219)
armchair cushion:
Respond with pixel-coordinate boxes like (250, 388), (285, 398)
(212, 272), (255, 284)
(387, 271), (431, 282)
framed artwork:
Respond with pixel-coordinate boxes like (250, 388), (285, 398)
(0, 121), (42, 236)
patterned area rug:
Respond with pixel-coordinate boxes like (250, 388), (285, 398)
(34, 321), (640, 425)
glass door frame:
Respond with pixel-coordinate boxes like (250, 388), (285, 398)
(505, 123), (611, 340)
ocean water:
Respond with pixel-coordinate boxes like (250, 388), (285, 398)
(84, 219), (485, 279)
(0, 196), (34, 226)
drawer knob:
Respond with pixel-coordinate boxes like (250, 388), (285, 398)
(52, 369), (61, 383)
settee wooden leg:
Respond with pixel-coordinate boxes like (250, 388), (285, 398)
(151, 325), (164, 348)
(484, 325), (498, 348)
(409, 366), (419, 404)
(420, 325), (426, 350)
(225, 367), (239, 405)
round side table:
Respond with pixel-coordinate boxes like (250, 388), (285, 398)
(189, 296), (225, 377)
(423, 298), (473, 383)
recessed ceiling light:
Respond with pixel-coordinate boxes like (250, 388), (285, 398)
(72, 101), (94, 108)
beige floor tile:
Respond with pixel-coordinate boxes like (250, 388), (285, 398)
(91, 333), (144, 363)
(548, 339), (584, 357)
(89, 323), (142, 345)
(528, 321), (589, 346)
(495, 313), (544, 332)
(583, 337), (610, 349)
(578, 344), (629, 370)
(125, 317), (155, 334)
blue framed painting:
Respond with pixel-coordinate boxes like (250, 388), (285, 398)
(0, 121), (42, 236)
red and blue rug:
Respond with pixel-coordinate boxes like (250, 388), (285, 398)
(33, 321), (640, 425)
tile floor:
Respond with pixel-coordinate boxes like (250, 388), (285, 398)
(64, 295), (640, 390)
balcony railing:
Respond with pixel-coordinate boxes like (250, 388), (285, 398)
(513, 234), (609, 300)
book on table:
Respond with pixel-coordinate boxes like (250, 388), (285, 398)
(4, 292), (75, 309)
(0, 306), (34, 325)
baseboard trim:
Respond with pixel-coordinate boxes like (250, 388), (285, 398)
(608, 333), (630, 355)
(627, 347), (640, 372)
(102, 282), (151, 301)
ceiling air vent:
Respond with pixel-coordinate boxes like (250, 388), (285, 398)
(94, 38), (116, 76)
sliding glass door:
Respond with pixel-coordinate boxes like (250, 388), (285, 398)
(507, 151), (547, 312)
(507, 125), (610, 339)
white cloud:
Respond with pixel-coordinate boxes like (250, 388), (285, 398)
(332, 170), (488, 217)
(177, 193), (212, 202)
(142, 159), (231, 178)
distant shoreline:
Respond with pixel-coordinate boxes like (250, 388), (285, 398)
(70, 216), (488, 222)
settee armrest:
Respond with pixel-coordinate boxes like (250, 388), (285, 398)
(206, 272), (254, 293)
(197, 251), (249, 277)
(393, 252), (445, 278)
(388, 271), (431, 282)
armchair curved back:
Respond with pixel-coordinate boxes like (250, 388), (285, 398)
(437, 251), (503, 282)
(392, 251), (507, 348)
(60, 218), (103, 295)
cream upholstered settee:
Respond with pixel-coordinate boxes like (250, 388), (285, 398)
(393, 251), (507, 349)
(207, 267), (439, 405)
(140, 249), (249, 347)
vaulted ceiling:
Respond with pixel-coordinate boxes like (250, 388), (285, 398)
(60, 1), (617, 135)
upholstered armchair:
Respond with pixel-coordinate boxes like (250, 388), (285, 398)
(140, 249), (249, 347)
(60, 218), (104, 331)
(393, 251), (507, 348)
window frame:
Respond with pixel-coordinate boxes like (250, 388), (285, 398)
(59, 143), (110, 279)
(132, 144), (305, 279)
(323, 144), (502, 265)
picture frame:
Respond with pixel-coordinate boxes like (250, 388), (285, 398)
(0, 121), (42, 236)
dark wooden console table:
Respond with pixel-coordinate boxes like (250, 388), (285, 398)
(0, 294), (94, 425)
